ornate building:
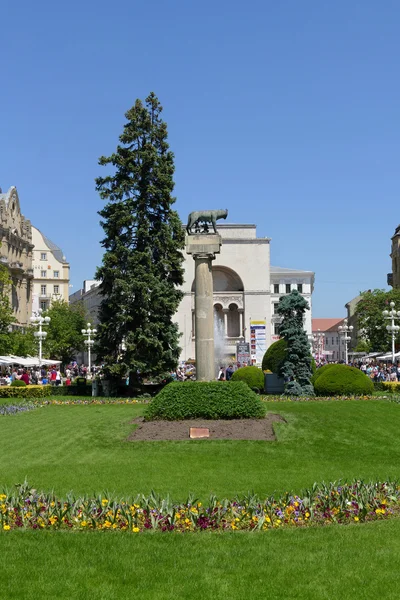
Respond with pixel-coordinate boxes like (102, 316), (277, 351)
(31, 226), (70, 313)
(0, 186), (34, 327)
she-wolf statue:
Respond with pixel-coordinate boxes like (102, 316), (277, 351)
(186, 209), (228, 235)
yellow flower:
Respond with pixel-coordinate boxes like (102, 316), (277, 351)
(49, 516), (57, 525)
(231, 523), (237, 529)
(354, 516), (359, 522)
(101, 499), (109, 506)
(3, 524), (10, 531)
(0, 494), (6, 500)
(235, 518), (240, 522)
(81, 521), (87, 527)
(305, 512), (310, 518)
(103, 520), (112, 528)
(265, 516), (271, 523)
(132, 527), (140, 533)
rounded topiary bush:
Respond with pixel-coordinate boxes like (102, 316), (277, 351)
(262, 339), (287, 373)
(313, 364), (374, 396)
(311, 363), (337, 385)
(231, 366), (264, 392)
(145, 381), (266, 421)
(11, 379), (27, 387)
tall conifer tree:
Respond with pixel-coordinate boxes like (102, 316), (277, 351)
(95, 93), (185, 381)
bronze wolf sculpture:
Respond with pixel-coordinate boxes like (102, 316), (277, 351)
(186, 209), (228, 235)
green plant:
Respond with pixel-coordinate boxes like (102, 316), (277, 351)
(314, 365), (374, 396)
(145, 381), (266, 420)
(231, 366), (264, 392)
(311, 363), (337, 385)
(262, 339), (287, 373)
(0, 385), (52, 399)
(10, 379), (27, 387)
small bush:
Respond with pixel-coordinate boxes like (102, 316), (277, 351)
(145, 381), (266, 421)
(314, 365), (374, 396)
(311, 363), (337, 385)
(0, 385), (52, 399)
(231, 366), (264, 392)
(262, 339), (287, 373)
(10, 379), (27, 387)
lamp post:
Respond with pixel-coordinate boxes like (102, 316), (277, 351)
(82, 323), (97, 376)
(30, 309), (51, 367)
(382, 302), (400, 364)
(338, 319), (353, 364)
(313, 329), (325, 363)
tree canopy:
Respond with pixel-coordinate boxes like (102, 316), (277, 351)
(355, 289), (400, 352)
(95, 92), (185, 382)
(42, 300), (87, 364)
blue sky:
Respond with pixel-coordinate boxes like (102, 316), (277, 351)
(2, 0), (399, 317)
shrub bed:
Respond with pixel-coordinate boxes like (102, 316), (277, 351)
(50, 385), (93, 397)
(314, 364), (374, 396)
(311, 363), (336, 385)
(0, 479), (398, 532)
(374, 382), (400, 393)
(10, 379), (27, 387)
(0, 385), (52, 399)
(262, 339), (287, 373)
(145, 381), (266, 420)
(231, 366), (264, 391)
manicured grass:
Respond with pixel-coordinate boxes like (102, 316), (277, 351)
(0, 400), (400, 498)
(1, 519), (400, 599)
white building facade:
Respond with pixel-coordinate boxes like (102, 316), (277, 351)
(31, 226), (70, 314)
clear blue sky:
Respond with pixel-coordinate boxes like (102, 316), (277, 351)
(2, 0), (399, 317)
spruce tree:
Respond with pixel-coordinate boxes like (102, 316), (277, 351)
(277, 290), (315, 396)
(95, 93), (185, 382)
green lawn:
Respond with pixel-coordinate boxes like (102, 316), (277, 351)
(2, 399), (400, 599)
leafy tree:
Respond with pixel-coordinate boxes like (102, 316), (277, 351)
(95, 92), (185, 383)
(355, 289), (400, 352)
(0, 263), (15, 353)
(42, 300), (87, 364)
(277, 290), (314, 396)
(9, 327), (37, 357)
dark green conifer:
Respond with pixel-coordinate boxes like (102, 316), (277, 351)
(95, 93), (185, 382)
(277, 290), (314, 396)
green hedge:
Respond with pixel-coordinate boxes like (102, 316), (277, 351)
(231, 366), (264, 391)
(314, 364), (374, 396)
(50, 385), (93, 396)
(10, 379), (27, 387)
(311, 363), (337, 385)
(262, 339), (287, 373)
(0, 385), (52, 399)
(145, 381), (266, 421)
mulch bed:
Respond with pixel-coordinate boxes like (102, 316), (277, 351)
(128, 414), (286, 441)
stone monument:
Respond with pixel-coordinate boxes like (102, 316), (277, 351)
(186, 209), (228, 381)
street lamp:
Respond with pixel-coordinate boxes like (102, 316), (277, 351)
(81, 323), (97, 376)
(30, 309), (51, 367)
(338, 319), (353, 364)
(313, 329), (325, 363)
(382, 302), (400, 364)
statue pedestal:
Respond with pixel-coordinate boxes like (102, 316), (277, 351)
(186, 234), (222, 381)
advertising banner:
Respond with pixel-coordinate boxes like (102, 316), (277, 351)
(250, 320), (267, 365)
(236, 341), (251, 367)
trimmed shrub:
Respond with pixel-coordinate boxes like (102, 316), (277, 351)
(11, 379), (27, 387)
(311, 363), (337, 385)
(374, 381), (400, 393)
(262, 339), (287, 373)
(0, 385), (52, 399)
(145, 381), (266, 421)
(231, 366), (264, 392)
(313, 365), (374, 396)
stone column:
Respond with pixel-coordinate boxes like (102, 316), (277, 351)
(186, 234), (222, 382)
(239, 311), (244, 337)
(223, 310), (228, 337)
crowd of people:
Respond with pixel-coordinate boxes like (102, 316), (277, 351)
(315, 358), (400, 382)
(0, 363), (94, 386)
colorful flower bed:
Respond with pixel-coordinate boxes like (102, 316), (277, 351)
(1, 480), (399, 532)
(262, 395), (377, 402)
(0, 402), (37, 416)
(36, 398), (143, 406)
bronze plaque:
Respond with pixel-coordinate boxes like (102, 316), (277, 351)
(189, 427), (210, 439)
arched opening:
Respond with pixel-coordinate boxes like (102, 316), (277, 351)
(227, 303), (240, 337)
(191, 266), (244, 293)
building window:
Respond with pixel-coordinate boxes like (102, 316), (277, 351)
(40, 301), (47, 311)
(336, 337), (339, 345)
(41, 285), (47, 296)
(285, 284), (291, 294)
(273, 284), (279, 294)
(273, 303), (279, 314)
(54, 271), (59, 278)
(53, 285), (59, 295)
(297, 283), (303, 293)
(41, 270), (47, 278)
(332, 337), (334, 345)
(274, 323), (280, 335)
(40, 253), (47, 261)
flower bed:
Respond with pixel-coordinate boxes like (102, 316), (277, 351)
(0, 480), (399, 532)
(35, 398), (143, 406)
(262, 395), (376, 402)
(0, 402), (37, 416)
